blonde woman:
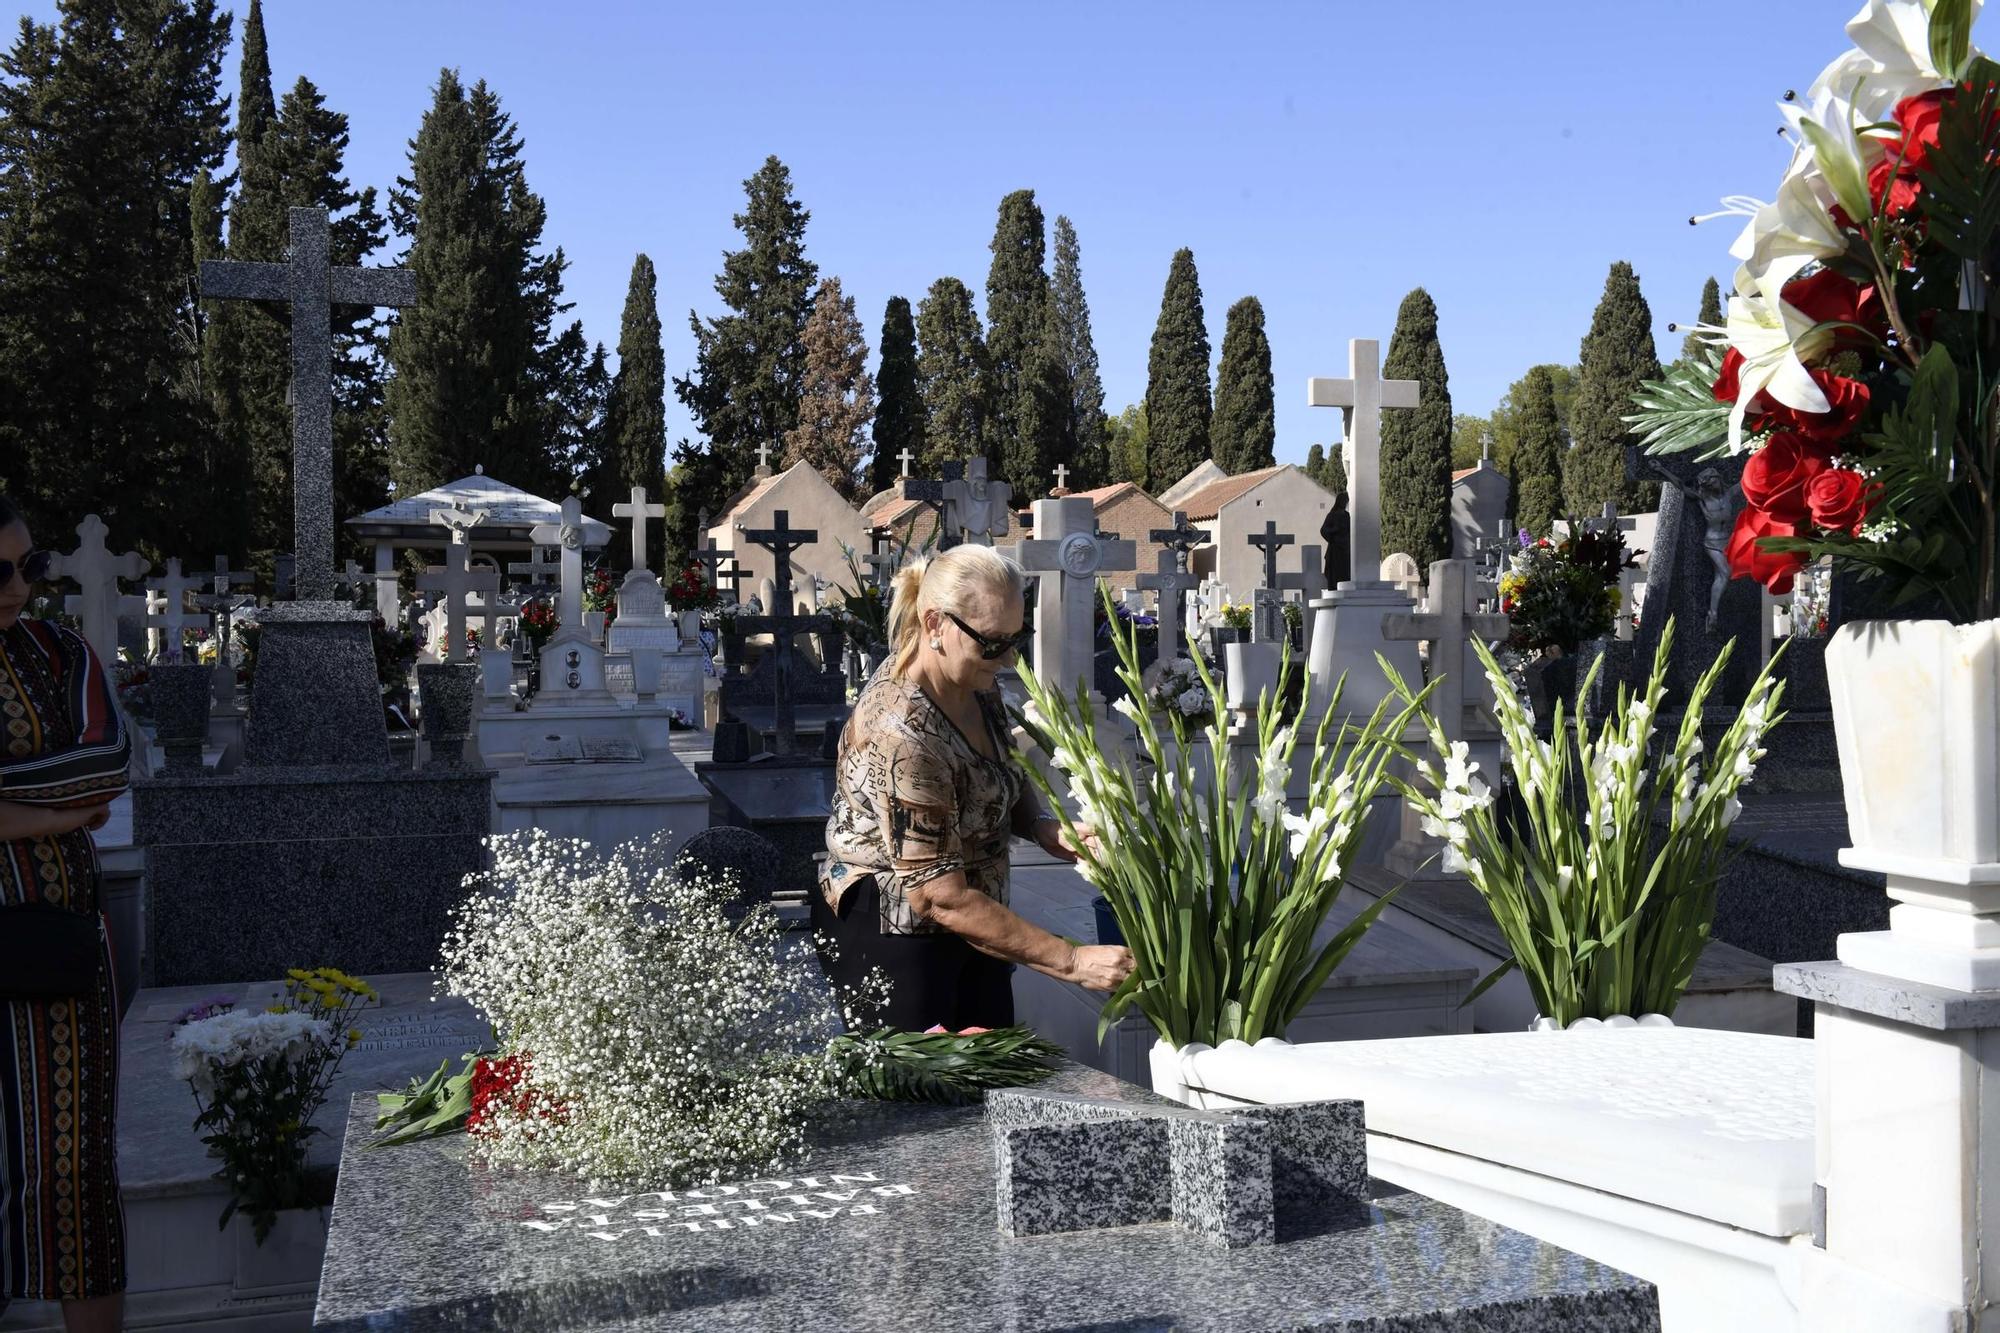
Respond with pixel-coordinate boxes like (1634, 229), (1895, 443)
(816, 545), (1133, 1029)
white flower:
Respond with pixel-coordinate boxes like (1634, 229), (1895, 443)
(1720, 276), (1839, 451)
(1252, 790), (1286, 828)
(1283, 807), (1331, 860)
(1557, 865), (1575, 894)
(1176, 687), (1208, 717)
(1723, 170), (1849, 298)
(1112, 697), (1140, 723)
(1723, 797), (1744, 827)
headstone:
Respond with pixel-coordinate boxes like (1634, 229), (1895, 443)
(1306, 338), (1419, 585)
(1620, 447), (1758, 710)
(191, 557), (255, 710)
(725, 511), (844, 755)
(1276, 546), (1326, 626)
(1382, 559), (1510, 752)
(50, 514), (149, 669)
(1006, 497), (1137, 705)
(606, 485), (678, 662)
(612, 483), (667, 575)
(528, 496), (592, 641)
(508, 545), (561, 599)
(1379, 552), (1422, 603)
(1139, 511), (1204, 660)
(416, 517), (501, 666)
(142, 558), (200, 663)
(672, 825), (785, 919)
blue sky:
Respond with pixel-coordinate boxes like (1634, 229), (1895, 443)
(30, 0), (1908, 470)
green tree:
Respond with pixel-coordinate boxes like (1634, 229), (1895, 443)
(1106, 403), (1150, 486)
(603, 253), (666, 500)
(868, 295), (922, 495)
(671, 155), (818, 554)
(1050, 215), (1108, 489)
(984, 189), (1063, 488)
(1211, 296), (1275, 474)
(1450, 414), (1491, 470)
(551, 329), (613, 506)
(1144, 248), (1212, 490)
(1378, 288), (1454, 570)
(915, 276), (990, 470)
(386, 71), (575, 499)
(1511, 365), (1566, 538)
(1305, 442), (1327, 488)
(1681, 275), (1723, 362)
(783, 277), (874, 501)
(1565, 260), (1661, 515)
(234, 0), (274, 154)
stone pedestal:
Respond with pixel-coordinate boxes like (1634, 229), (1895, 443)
(417, 662), (479, 770)
(148, 662), (214, 775)
(242, 603), (389, 767)
(1303, 582), (1422, 727)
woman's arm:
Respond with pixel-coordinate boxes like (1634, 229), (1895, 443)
(0, 627), (130, 806)
(0, 800), (105, 842)
(907, 870), (1132, 992)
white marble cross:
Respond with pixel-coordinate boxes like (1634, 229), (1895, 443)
(1381, 558), (1509, 745)
(1051, 463), (1070, 494)
(51, 514), (148, 668)
(613, 485), (667, 574)
(755, 441), (774, 473)
(897, 445), (916, 478)
(1006, 496), (1136, 702)
(1307, 338), (1420, 585)
(143, 558), (201, 662)
(417, 542), (502, 664)
(529, 496), (590, 639)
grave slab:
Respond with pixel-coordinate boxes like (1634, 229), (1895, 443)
(312, 1063), (1657, 1331)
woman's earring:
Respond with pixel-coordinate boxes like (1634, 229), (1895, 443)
(929, 637), (943, 652)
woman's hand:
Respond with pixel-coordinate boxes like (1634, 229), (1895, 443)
(1034, 818), (1101, 864)
(1063, 943), (1134, 993)
(0, 800), (107, 841)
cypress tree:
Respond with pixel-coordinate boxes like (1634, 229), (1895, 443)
(1211, 296), (1275, 473)
(1144, 248), (1212, 490)
(783, 277), (874, 501)
(1681, 275), (1723, 362)
(670, 155), (818, 554)
(984, 189), (1062, 489)
(1565, 261), (1661, 514)
(1377, 287), (1454, 571)
(868, 295), (922, 494)
(1050, 216), (1108, 489)
(915, 277), (990, 471)
(1305, 442), (1327, 487)
(552, 330), (613, 507)
(386, 71), (572, 497)
(235, 0), (274, 154)
(604, 253), (666, 497)
(1511, 365), (1565, 538)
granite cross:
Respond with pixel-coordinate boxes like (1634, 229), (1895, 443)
(613, 485), (667, 574)
(1247, 521), (1296, 639)
(1381, 558), (1509, 746)
(50, 515), (148, 669)
(902, 460), (964, 551)
(527, 496), (590, 639)
(1247, 521), (1297, 592)
(144, 558), (200, 662)
(1307, 338), (1420, 585)
(1009, 496), (1137, 702)
(1139, 511), (1204, 658)
(731, 510), (831, 753)
(416, 538), (501, 665)
(1277, 546), (1327, 604)
(199, 206), (416, 601)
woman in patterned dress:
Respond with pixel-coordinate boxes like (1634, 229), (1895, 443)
(816, 545), (1132, 1030)
(0, 497), (130, 1333)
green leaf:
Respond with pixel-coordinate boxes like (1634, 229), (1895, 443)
(1458, 957), (1518, 1010)
(1931, 0), (1975, 79)
(1799, 118), (1872, 224)
(1626, 344), (1731, 459)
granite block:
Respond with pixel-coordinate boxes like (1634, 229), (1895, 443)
(416, 662), (479, 769)
(1168, 1113), (1274, 1249)
(995, 1120), (1170, 1236)
(1232, 1098), (1369, 1206)
(1775, 960), (2000, 1031)
(243, 613), (391, 766)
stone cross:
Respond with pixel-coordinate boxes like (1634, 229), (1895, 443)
(1586, 500), (1640, 538)
(50, 515), (148, 669)
(508, 546), (561, 598)
(1307, 338), (1420, 585)
(754, 441), (774, 474)
(528, 496), (591, 638)
(193, 557), (256, 705)
(1251, 588), (1287, 646)
(945, 457), (1014, 546)
(613, 484), (667, 574)
(1277, 546), (1326, 605)
(1246, 521), (1296, 592)
(732, 510), (828, 753)
(1381, 558), (1510, 746)
(1138, 514), (1204, 659)
(897, 445), (916, 478)
(144, 559), (200, 662)
(862, 528), (897, 593)
(199, 206), (416, 601)
(902, 460), (963, 550)
(416, 541), (502, 664)
(1051, 463), (1070, 495)
(1008, 496), (1137, 702)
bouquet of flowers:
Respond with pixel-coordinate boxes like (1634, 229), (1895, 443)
(1146, 654), (1215, 725)
(1630, 0), (2000, 623)
(517, 597), (558, 653)
(583, 566), (618, 624)
(1499, 524), (1639, 655)
(169, 967), (377, 1242)
(666, 563), (720, 614)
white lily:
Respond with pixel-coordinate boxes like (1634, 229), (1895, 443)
(1725, 171), (1848, 297)
(1845, 0), (1977, 92)
(1721, 277), (1837, 451)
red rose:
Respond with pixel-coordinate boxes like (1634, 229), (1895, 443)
(1758, 370), (1870, 443)
(1712, 347), (1745, 404)
(1868, 90), (1951, 217)
(1726, 506), (1811, 595)
(1740, 432), (1835, 524)
(1805, 467), (1874, 535)
(1780, 270), (1883, 349)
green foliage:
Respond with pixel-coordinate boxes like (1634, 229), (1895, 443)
(672, 156), (819, 551)
(370, 1052), (481, 1149)
(827, 1027), (1063, 1105)
(915, 276), (991, 470)
(1378, 287), (1454, 570)
(1106, 403), (1150, 486)
(1212, 296), (1276, 474)
(783, 276), (874, 501)
(1625, 342), (1730, 459)
(868, 296), (922, 494)
(1498, 522), (1636, 653)
(604, 253), (667, 512)
(985, 189), (1063, 490)
(1566, 261), (1661, 514)
(1385, 626), (1786, 1025)
(1511, 366), (1568, 537)
(1143, 248), (1212, 490)
(1450, 414), (1490, 470)
(1681, 276), (1722, 362)
(1051, 216), (1109, 490)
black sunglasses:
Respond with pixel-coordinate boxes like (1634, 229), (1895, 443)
(944, 611), (1031, 661)
(0, 550), (51, 587)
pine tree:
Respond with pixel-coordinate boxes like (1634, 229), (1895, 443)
(1376, 288), (1454, 570)
(1681, 275), (1722, 362)
(1143, 248), (1212, 490)
(868, 295), (922, 494)
(386, 71), (573, 497)
(1211, 296), (1275, 473)
(671, 155), (818, 553)
(783, 277), (874, 501)
(1511, 365), (1565, 538)
(984, 189), (1063, 489)
(552, 330), (613, 505)
(603, 253), (666, 498)
(1050, 216), (1108, 489)
(914, 276), (990, 470)
(1565, 261), (1661, 514)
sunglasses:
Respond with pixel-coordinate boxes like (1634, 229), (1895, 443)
(0, 550), (51, 587)
(944, 612), (1032, 661)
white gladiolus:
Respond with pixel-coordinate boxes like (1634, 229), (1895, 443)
(1112, 696), (1140, 723)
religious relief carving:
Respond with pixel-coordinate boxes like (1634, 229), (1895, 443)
(559, 523), (583, 552)
(1692, 468), (1743, 632)
(1058, 533), (1102, 577)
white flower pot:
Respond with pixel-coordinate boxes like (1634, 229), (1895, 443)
(1826, 619), (2000, 871)
(1528, 1013), (1676, 1032)
(1148, 1038), (1229, 1108)
(230, 1206), (327, 1299)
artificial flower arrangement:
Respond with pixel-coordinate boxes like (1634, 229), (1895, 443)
(1146, 652), (1216, 726)
(1383, 621), (1786, 1025)
(1630, 0), (2000, 621)
(1016, 588), (1436, 1047)
(583, 565), (618, 624)
(169, 967), (378, 1242)
(516, 596), (558, 653)
(1499, 523), (1640, 655)
(665, 562), (720, 614)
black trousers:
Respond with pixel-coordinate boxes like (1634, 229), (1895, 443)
(811, 875), (1016, 1032)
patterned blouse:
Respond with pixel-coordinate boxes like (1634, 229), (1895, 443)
(821, 670), (1042, 935)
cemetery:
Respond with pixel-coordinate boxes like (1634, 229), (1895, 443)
(0, 1), (1997, 1330)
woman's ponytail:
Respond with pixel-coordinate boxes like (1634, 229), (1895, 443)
(887, 558), (931, 677)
